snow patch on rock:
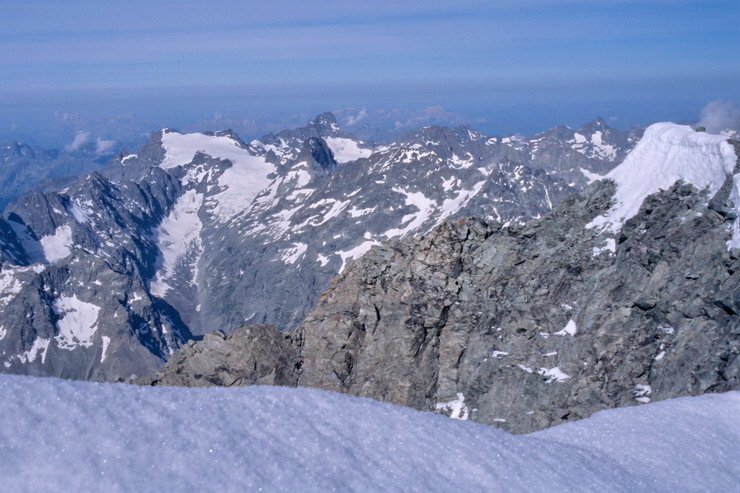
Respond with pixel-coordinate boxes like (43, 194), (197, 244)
(435, 392), (469, 420)
(53, 295), (101, 350)
(40, 225), (73, 262)
(160, 131), (275, 222)
(282, 243), (308, 265)
(18, 338), (50, 364)
(554, 319), (577, 336)
(324, 136), (372, 163)
(337, 240), (381, 273)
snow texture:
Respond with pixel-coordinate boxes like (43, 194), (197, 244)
(324, 136), (372, 163)
(588, 123), (737, 234)
(554, 319), (577, 336)
(39, 224), (73, 262)
(536, 392), (740, 492)
(53, 295), (101, 350)
(0, 376), (737, 492)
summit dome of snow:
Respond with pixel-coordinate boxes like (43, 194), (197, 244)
(588, 123), (737, 234)
(0, 375), (738, 492)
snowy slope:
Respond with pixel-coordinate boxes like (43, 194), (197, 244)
(0, 375), (737, 492)
(323, 136), (373, 163)
(537, 392), (740, 492)
(160, 130), (275, 223)
(588, 123), (737, 236)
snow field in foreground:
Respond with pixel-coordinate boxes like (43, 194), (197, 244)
(0, 375), (737, 492)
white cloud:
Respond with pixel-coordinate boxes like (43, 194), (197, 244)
(697, 100), (740, 134)
(94, 137), (116, 155)
(64, 131), (90, 152)
(345, 108), (367, 126)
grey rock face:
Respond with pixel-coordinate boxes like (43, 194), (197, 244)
(294, 178), (738, 432)
(143, 325), (297, 387)
(149, 173), (739, 433)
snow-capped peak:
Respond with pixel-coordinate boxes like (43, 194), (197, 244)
(588, 123), (737, 235)
(310, 112), (343, 135)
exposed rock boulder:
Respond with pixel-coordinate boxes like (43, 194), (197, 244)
(142, 325), (298, 387)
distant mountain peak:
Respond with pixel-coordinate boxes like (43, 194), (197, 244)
(310, 112), (342, 134)
(579, 117), (608, 133)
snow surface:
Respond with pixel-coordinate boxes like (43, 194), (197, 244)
(0, 375), (737, 492)
(588, 123), (737, 234)
(324, 136), (372, 163)
(554, 319), (577, 336)
(53, 295), (101, 350)
(39, 224), (73, 262)
(337, 240), (380, 272)
(536, 392), (740, 492)
(160, 131), (246, 170)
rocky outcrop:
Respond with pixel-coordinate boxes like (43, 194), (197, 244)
(146, 170), (740, 432)
(141, 325), (298, 387)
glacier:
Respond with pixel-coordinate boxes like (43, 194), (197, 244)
(0, 374), (737, 492)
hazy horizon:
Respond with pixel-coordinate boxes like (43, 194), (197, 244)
(1, 0), (737, 148)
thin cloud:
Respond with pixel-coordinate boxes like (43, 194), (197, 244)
(94, 137), (116, 155)
(64, 130), (89, 152)
(697, 100), (740, 134)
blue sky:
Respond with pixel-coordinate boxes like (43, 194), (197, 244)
(0, 0), (738, 145)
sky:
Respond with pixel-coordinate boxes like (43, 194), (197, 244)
(0, 0), (738, 147)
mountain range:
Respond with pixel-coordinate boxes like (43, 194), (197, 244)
(0, 142), (112, 210)
(0, 113), (642, 381)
